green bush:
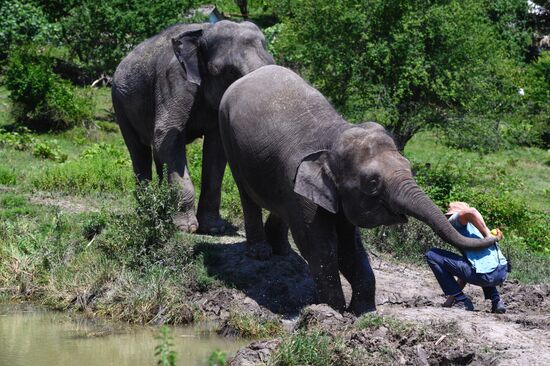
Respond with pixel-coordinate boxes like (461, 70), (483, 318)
(32, 140), (67, 162)
(97, 177), (180, 267)
(0, 167), (17, 185)
(61, 0), (196, 74)
(0, 0), (59, 59)
(0, 127), (34, 150)
(4, 45), (94, 131)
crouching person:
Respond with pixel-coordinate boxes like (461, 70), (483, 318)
(425, 202), (509, 313)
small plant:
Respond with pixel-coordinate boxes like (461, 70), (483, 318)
(0, 167), (17, 185)
(224, 312), (284, 339)
(0, 127), (34, 150)
(32, 141), (67, 162)
(82, 212), (107, 240)
(271, 330), (349, 366)
(154, 325), (178, 366)
(208, 349), (227, 366)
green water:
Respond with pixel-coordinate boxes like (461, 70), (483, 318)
(0, 304), (246, 366)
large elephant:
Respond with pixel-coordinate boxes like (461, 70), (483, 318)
(218, 65), (497, 315)
(112, 21), (274, 233)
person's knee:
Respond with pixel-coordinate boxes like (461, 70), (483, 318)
(425, 248), (438, 263)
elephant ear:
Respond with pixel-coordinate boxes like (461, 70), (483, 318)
(294, 151), (338, 214)
(172, 29), (203, 86)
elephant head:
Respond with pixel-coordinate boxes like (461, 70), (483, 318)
(172, 20), (274, 109)
(294, 122), (496, 251)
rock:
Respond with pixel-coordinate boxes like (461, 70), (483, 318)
(295, 304), (355, 331)
(228, 339), (281, 366)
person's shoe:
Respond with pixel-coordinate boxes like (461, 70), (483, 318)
(454, 297), (475, 311)
(491, 299), (506, 314)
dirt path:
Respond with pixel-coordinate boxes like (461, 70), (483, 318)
(369, 258), (550, 365)
(201, 233), (550, 365)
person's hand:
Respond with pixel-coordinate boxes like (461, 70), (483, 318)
(490, 228), (503, 240)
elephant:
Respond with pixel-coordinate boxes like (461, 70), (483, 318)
(111, 20), (274, 233)
(218, 65), (497, 315)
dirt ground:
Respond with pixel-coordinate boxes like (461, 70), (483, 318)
(197, 233), (550, 365)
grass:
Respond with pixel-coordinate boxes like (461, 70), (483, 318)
(270, 329), (351, 366)
(224, 312), (285, 339)
(405, 130), (550, 213)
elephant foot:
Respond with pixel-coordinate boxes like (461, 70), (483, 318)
(268, 239), (292, 256)
(174, 212), (199, 233)
(347, 297), (376, 315)
(197, 214), (226, 235)
(245, 241), (272, 260)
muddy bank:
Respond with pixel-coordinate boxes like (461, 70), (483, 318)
(190, 234), (549, 365)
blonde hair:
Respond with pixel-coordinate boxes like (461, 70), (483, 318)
(445, 201), (470, 215)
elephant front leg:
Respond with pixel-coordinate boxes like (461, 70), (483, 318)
(197, 131), (227, 234)
(155, 134), (198, 233)
(292, 212), (346, 312)
(337, 218), (376, 314)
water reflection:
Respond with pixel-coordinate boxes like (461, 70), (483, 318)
(0, 303), (245, 366)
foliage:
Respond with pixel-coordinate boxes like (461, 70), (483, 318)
(31, 143), (133, 194)
(272, 0), (524, 149)
(0, 127), (34, 150)
(4, 45), (94, 131)
(0, 166), (17, 185)
(32, 140), (68, 162)
(0, 0), (59, 59)
(98, 177), (180, 267)
(207, 349), (227, 366)
(224, 312), (284, 339)
(155, 326), (178, 366)
(61, 0), (196, 74)
(270, 330), (351, 366)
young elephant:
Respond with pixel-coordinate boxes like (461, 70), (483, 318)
(112, 21), (273, 234)
(219, 65), (497, 314)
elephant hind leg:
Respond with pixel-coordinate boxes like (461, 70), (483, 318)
(117, 113), (152, 182)
(265, 213), (291, 255)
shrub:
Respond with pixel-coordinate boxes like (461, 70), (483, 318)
(0, 127), (34, 150)
(4, 45), (94, 131)
(32, 141), (67, 162)
(61, 0), (196, 74)
(0, 0), (58, 59)
(443, 116), (503, 153)
(0, 167), (16, 185)
(97, 177), (180, 267)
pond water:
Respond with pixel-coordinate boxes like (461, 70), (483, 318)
(0, 303), (246, 366)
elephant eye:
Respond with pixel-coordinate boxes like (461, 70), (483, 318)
(361, 177), (379, 196)
(207, 62), (221, 76)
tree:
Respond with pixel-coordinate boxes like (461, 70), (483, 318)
(272, 0), (522, 150)
(61, 0), (196, 75)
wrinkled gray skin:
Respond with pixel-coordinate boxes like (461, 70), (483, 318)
(112, 21), (273, 233)
(219, 65), (497, 315)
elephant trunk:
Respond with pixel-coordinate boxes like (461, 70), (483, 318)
(390, 178), (496, 251)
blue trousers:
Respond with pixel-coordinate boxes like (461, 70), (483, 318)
(425, 248), (507, 300)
